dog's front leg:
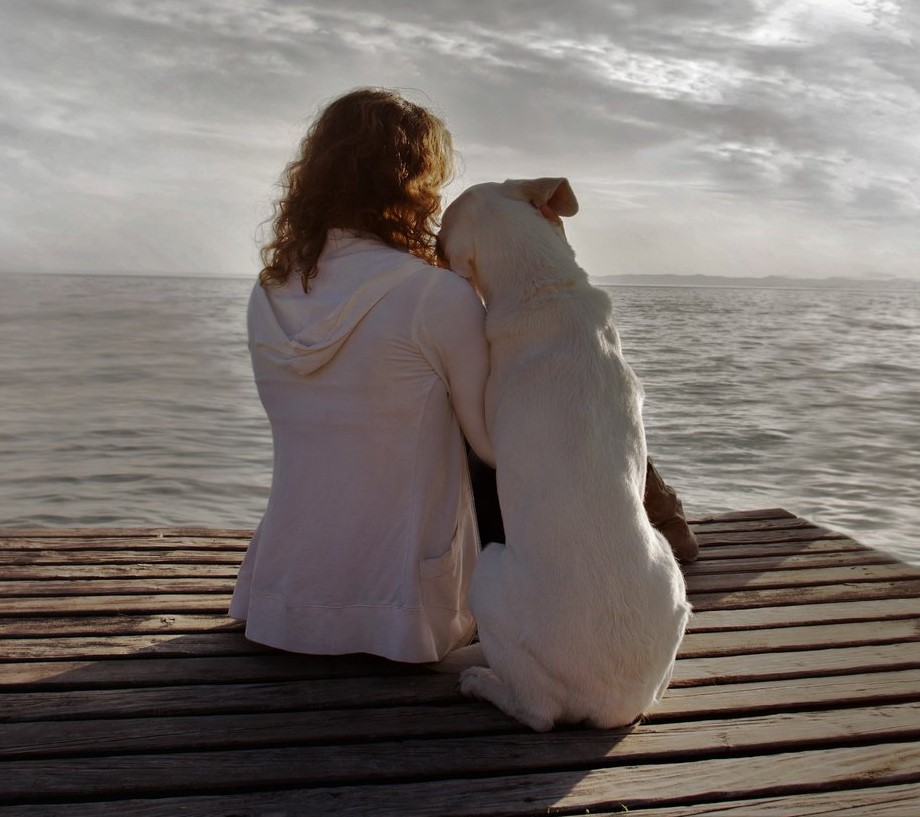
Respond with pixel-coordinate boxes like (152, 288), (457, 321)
(459, 666), (555, 732)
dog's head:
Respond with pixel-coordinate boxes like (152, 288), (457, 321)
(437, 177), (579, 300)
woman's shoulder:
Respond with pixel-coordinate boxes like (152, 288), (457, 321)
(416, 265), (482, 311)
(397, 254), (471, 292)
(410, 269), (484, 355)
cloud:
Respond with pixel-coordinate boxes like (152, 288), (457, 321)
(745, 0), (909, 46)
(0, 0), (917, 277)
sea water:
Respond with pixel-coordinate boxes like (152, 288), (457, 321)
(1, 272), (917, 565)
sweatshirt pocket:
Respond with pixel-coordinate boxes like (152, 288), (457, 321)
(418, 536), (462, 611)
(419, 539), (458, 579)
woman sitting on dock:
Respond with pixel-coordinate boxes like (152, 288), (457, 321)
(229, 88), (493, 662)
(230, 86), (698, 665)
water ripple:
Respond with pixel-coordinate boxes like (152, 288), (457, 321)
(1, 273), (918, 566)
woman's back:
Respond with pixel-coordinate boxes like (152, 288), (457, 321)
(230, 231), (487, 662)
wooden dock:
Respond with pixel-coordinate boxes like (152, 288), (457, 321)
(1, 508), (919, 816)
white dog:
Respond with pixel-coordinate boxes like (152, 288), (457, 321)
(437, 178), (691, 732)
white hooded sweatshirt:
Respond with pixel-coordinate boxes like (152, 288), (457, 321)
(229, 231), (490, 662)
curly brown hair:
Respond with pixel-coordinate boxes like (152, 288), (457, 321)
(259, 88), (456, 291)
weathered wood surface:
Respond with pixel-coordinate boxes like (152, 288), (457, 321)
(1, 508), (919, 816)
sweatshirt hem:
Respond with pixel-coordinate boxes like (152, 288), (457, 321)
(232, 594), (475, 664)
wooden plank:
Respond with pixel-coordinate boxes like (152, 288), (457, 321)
(0, 742), (917, 816)
(0, 705), (507, 761)
(5, 666), (920, 727)
(0, 538), (250, 552)
(0, 578), (234, 597)
(0, 674), (463, 723)
(690, 579), (920, 612)
(6, 600), (910, 641)
(0, 538), (868, 567)
(685, 563), (920, 593)
(0, 594), (233, 616)
(0, 564), (240, 580)
(0, 511), (792, 540)
(1, 581), (916, 617)
(1, 548), (896, 575)
(3, 703), (920, 794)
(0, 534), (899, 569)
(3, 618), (916, 663)
(690, 516), (820, 534)
(4, 562), (915, 600)
(689, 598), (920, 631)
(693, 527), (848, 545)
(0, 528), (254, 539)
(672, 642), (920, 686)
(693, 538), (869, 561)
(5, 637), (919, 691)
(691, 508), (797, 523)
(686, 550), (899, 574)
(0, 614), (243, 638)
(656, 668), (920, 719)
(0, 632), (271, 661)
(9, 599), (916, 641)
(0, 550), (245, 566)
(0, 510), (789, 549)
(680, 619), (920, 657)
(593, 783), (920, 816)
(7, 579), (920, 616)
(0, 653), (427, 689)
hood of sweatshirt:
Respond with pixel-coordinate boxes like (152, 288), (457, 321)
(248, 231), (424, 376)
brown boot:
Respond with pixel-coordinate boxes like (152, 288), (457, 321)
(644, 458), (699, 563)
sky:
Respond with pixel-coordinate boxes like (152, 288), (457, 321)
(1, 0), (918, 280)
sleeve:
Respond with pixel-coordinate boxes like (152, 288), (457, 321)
(416, 270), (495, 467)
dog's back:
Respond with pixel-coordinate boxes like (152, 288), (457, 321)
(440, 179), (690, 731)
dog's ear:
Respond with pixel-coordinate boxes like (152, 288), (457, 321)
(520, 177), (579, 217)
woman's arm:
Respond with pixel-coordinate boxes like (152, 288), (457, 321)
(420, 272), (495, 467)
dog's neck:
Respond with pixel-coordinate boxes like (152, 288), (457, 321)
(529, 277), (578, 298)
(483, 264), (589, 313)
(483, 273), (615, 349)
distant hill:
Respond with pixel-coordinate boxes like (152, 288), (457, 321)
(590, 273), (920, 291)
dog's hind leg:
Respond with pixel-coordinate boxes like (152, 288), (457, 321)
(459, 666), (555, 732)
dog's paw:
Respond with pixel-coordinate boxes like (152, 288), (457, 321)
(458, 666), (493, 700)
(458, 666), (556, 732)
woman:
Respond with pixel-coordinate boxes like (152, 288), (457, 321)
(229, 88), (493, 663)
